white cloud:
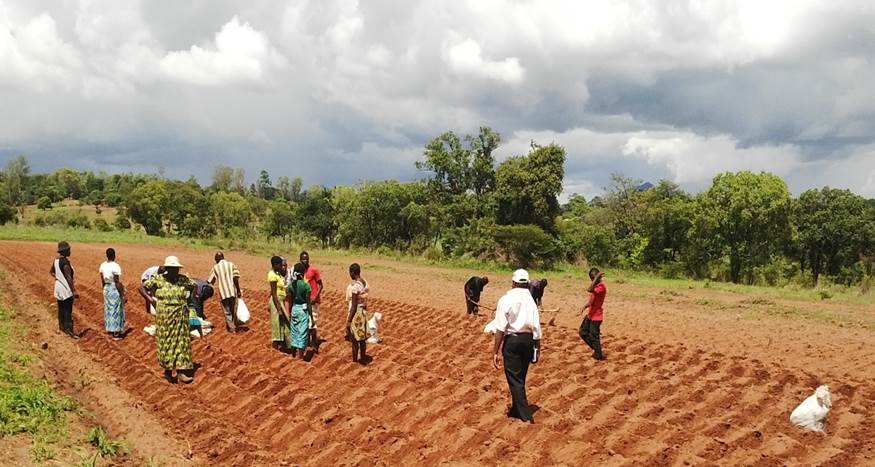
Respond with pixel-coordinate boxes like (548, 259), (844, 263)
(159, 16), (287, 86)
(0, 11), (81, 90)
(444, 37), (525, 84)
(622, 132), (804, 187)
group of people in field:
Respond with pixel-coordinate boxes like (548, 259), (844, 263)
(468, 266), (607, 423)
(50, 241), (373, 384)
(51, 239), (605, 423)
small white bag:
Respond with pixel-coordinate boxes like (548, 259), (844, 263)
(790, 385), (832, 432)
(236, 299), (250, 323)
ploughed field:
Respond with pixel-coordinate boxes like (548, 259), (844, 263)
(0, 241), (873, 466)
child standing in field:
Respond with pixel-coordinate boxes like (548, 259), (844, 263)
(579, 268), (606, 361)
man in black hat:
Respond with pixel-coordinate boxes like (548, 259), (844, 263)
(49, 241), (78, 338)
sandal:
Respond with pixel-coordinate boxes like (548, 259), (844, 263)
(163, 370), (177, 383)
(177, 371), (193, 384)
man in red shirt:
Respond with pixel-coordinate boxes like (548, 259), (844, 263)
(300, 251), (323, 351)
(579, 267), (606, 361)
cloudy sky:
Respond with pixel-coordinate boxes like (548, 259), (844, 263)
(2, 0), (875, 199)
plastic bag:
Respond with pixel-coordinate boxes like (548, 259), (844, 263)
(790, 385), (832, 432)
(483, 318), (501, 334)
(149, 304), (156, 316)
(367, 312), (383, 344)
(143, 324), (156, 336)
(236, 299), (250, 323)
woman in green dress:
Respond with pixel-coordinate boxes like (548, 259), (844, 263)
(138, 256), (196, 383)
(286, 262), (311, 359)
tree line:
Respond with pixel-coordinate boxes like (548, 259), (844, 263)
(2, 127), (874, 288)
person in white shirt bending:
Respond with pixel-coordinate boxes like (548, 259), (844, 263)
(491, 269), (542, 423)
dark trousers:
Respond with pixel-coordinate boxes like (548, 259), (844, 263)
(466, 297), (479, 314)
(503, 333), (535, 422)
(579, 318), (604, 358)
(57, 297), (74, 335)
(220, 297), (237, 330)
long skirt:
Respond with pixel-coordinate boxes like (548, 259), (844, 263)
(103, 283), (125, 333)
(155, 304), (193, 370)
(270, 299), (291, 348)
(348, 305), (369, 342)
(290, 303), (309, 350)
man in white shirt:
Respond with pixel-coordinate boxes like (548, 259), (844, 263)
(491, 269), (542, 423)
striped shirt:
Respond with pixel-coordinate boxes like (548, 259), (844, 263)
(208, 259), (240, 300)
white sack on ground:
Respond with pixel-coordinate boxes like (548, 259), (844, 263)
(790, 385), (832, 432)
(367, 312), (383, 344)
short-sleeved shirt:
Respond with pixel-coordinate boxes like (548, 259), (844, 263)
(268, 270), (287, 300)
(303, 266), (322, 303)
(99, 261), (122, 283)
(464, 277), (486, 299)
(191, 278), (212, 300)
(346, 279), (369, 309)
(494, 288), (542, 339)
(588, 282), (607, 321)
(208, 259), (240, 300)
(287, 279), (311, 305)
(141, 266), (160, 283)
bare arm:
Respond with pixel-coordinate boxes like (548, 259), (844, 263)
(234, 277), (242, 298)
(138, 284), (156, 304)
(113, 274), (125, 298)
(492, 330), (505, 369)
(586, 272), (604, 293)
(315, 279), (323, 301)
(270, 281), (286, 319)
(581, 294), (593, 314)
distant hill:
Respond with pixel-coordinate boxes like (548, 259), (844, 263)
(636, 182), (654, 191)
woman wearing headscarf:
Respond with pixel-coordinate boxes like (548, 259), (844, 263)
(49, 241), (78, 338)
(268, 256), (290, 352)
(346, 263), (370, 364)
(98, 247), (126, 340)
(286, 263), (311, 359)
(138, 256), (196, 383)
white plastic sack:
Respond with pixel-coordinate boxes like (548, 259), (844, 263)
(143, 324), (156, 336)
(367, 312), (383, 344)
(149, 304), (156, 316)
(483, 318), (501, 334)
(190, 326), (212, 337)
(236, 299), (250, 323)
(790, 385), (832, 432)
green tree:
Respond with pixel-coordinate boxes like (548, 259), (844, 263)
(298, 186), (336, 245)
(468, 127), (500, 196)
(211, 165), (234, 191)
(0, 197), (15, 224)
(126, 180), (169, 235)
(264, 199), (297, 241)
(3, 155), (30, 211)
(639, 180), (693, 266)
(257, 170), (275, 200)
(794, 187), (873, 285)
(494, 142), (565, 231)
(691, 171), (792, 283)
(166, 181), (212, 237)
(210, 191), (251, 236)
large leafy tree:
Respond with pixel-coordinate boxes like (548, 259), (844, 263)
(691, 171), (792, 283)
(794, 187), (874, 285)
(126, 180), (169, 235)
(298, 186), (336, 245)
(494, 142), (565, 231)
(3, 155), (30, 211)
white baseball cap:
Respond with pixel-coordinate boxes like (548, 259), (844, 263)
(512, 269), (529, 283)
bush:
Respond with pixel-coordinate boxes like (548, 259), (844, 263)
(113, 212), (131, 230)
(93, 218), (113, 232)
(66, 213), (91, 229)
(37, 196), (52, 210)
(0, 201), (15, 225)
(493, 224), (560, 268)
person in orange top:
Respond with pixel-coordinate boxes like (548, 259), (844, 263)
(579, 267), (606, 361)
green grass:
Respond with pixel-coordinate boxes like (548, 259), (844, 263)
(0, 301), (77, 463)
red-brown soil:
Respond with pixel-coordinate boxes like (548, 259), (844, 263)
(1, 240), (873, 466)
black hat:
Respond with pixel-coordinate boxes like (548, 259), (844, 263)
(57, 241), (71, 253)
